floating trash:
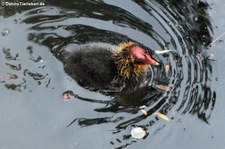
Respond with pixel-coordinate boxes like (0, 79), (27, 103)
(155, 49), (172, 54)
(139, 105), (146, 109)
(140, 109), (148, 115)
(131, 126), (147, 139)
(154, 112), (170, 121)
(165, 64), (170, 73)
(62, 91), (73, 101)
(155, 85), (172, 91)
(139, 105), (148, 115)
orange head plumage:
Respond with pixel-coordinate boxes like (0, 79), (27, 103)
(112, 42), (158, 80)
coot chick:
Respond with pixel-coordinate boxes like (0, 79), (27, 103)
(63, 42), (158, 93)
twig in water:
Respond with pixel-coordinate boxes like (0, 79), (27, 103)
(208, 31), (225, 47)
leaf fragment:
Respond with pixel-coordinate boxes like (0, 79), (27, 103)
(155, 85), (172, 91)
(165, 64), (170, 73)
(140, 109), (148, 115)
(154, 112), (170, 121)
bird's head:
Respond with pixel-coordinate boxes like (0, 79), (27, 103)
(113, 42), (158, 79)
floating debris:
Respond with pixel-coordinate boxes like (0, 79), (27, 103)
(155, 85), (172, 91)
(207, 31), (225, 47)
(165, 64), (170, 73)
(140, 109), (148, 116)
(207, 54), (216, 61)
(139, 105), (148, 115)
(62, 91), (73, 101)
(155, 49), (172, 54)
(196, 53), (204, 60)
(154, 112), (170, 121)
(139, 105), (146, 109)
(131, 127), (147, 139)
(1, 28), (10, 36)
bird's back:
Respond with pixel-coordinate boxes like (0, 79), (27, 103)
(63, 44), (118, 91)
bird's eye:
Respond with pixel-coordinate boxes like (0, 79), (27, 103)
(134, 58), (144, 63)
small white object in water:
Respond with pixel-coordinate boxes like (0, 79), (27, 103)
(154, 50), (172, 54)
(140, 109), (148, 115)
(139, 105), (147, 109)
(1, 28), (10, 36)
(131, 127), (147, 139)
(139, 105), (147, 115)
(207, 54), (215, 61)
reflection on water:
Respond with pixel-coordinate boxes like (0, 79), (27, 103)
(0, 0), (217, 148)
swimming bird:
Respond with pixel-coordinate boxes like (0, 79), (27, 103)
(63, 42), (158, 93)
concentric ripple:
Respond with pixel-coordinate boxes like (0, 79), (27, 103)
(0, 0), (216, 148)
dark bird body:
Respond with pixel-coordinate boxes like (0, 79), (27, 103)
(63, 42), (158, 93)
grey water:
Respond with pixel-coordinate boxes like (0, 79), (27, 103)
(0, 0), (224, 149)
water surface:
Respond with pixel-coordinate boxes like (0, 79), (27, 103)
(0, 0), (223, 149)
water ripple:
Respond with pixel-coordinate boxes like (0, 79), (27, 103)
(20, 0), (216, 128)
(0, 0), (216, 148)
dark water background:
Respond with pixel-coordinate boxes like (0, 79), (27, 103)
(0, 0), (224, 149)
